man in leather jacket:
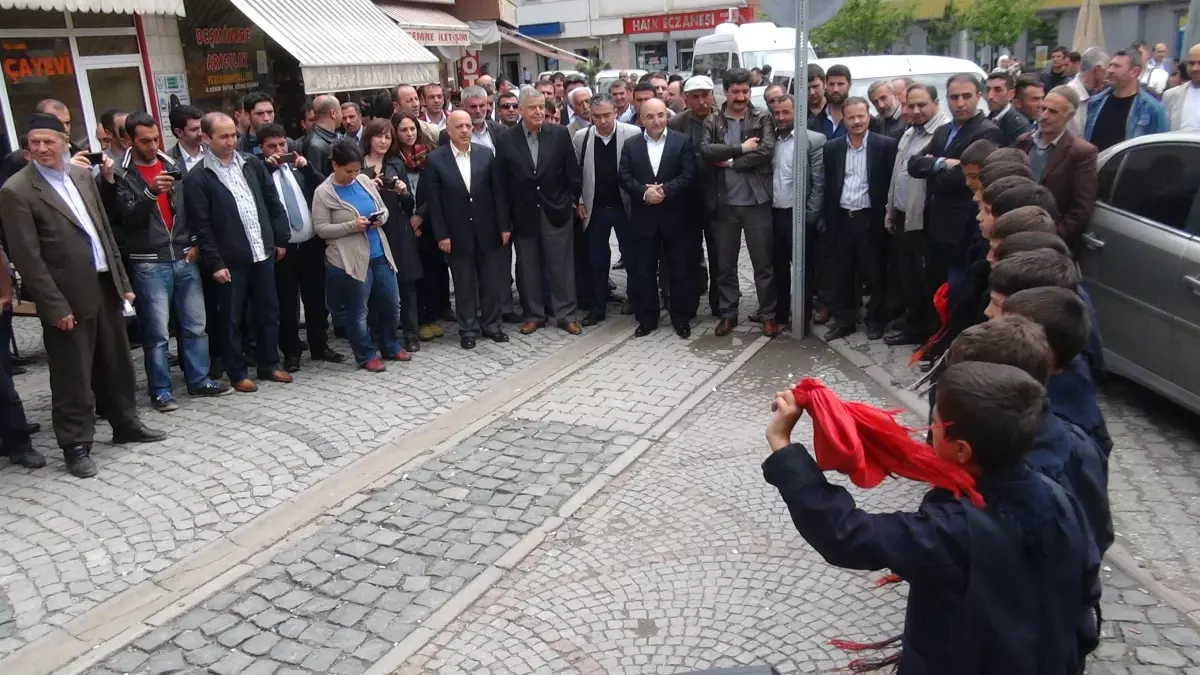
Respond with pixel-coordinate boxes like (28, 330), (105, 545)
(301, 94), (342, 177)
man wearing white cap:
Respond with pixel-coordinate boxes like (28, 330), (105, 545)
(670, 75), (720, 318)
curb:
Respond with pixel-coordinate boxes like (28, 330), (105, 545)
(812, 325), (1200, 633)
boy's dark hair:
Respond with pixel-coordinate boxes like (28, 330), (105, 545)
(242, 91), (272, 113)
(256, 123), (287, 144)
(826, 64), (852, 81)
(330, 138), (364, 166)
(168, 104), (202, 133)
(961, 139), (1000, 167)
(1001, 287), (1091, 368)
(1067, 51), (1082, 64)
(993, 183), (1061, 221)
(843, 96), (871, 116)
(989, 249), (1080, 297)
(946, 316), (1054, 384)
(937, 361), (1046, 471)
(996, 231), (1071, 259)
(124, 111), (157, 138)
(986, 71), (1016, 91)
(991, 205), (1057, 240)
(807, 63), (826, 82)
(633, 82), (656, 96)
(723, 68), (753, 90)
(980, 166), (1033, 193)
(982, 147), (1028, 166)
(1015, 75), (1044, 100)
(100, 108), (125, 136)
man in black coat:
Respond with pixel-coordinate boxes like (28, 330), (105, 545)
(619, 98), (696, 339)
(985, 71), (1034, 146)
(494, 88), (583, 336)
(908, 73), (1003, 299)
(822, 97), (899, 341)
(184, 112), (292, 392)
(301, 94), (342, 177)
(425, 111), (511, 350)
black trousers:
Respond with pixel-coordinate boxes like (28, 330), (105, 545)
(897, 227), (935, 335)
(882, 229), (905, 322)
(629, 229), (692, 328)
(416, 233), (450, 324)
(925, 238), (955, 331)
(832, 209), (886, 328)
(0, 309), (32, 455)
(771, 207), (795, 325)
(275, 237), (329, 357)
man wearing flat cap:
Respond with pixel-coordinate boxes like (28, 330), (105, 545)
(0, 113), (164, 478)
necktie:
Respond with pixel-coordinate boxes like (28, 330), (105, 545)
(280, 167), (305, 233)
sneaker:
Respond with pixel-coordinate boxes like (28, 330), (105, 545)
(429, 324), (444, 338)
(361, 358), (386, 373)
(188, 381), (233, 397)
(151, 393), (179, 413)
(391, 351), (412, 362)
(418, 325), (436, 341)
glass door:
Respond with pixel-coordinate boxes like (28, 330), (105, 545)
(76, 55), (151, 152)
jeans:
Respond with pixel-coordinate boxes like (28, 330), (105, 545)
(131, 260), (212, 395)
(328, 257), (401, 364)
(217, 258), (280, 381)
(580, 207), (625, 319)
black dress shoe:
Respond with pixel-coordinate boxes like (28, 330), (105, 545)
(8, 446), (46, 469)
(283, 354), (302, 373)
(633, 323), (657, 337)
(581, 313), (604, 327)
(884, 331), (928, 346)
(502, 312), (522, 324)
(311, 346), (345, 363)
(405, 340), (421, 352)
(483, 331), (509, 343)
(11, 355), (33, 367)
(63, 444), (97, 478)
(111, 424), (167, 444)
(675, 324), (691, 339)
(824, 322), (856, 341)
(866, 325), (885, 340)
(460, 335), (477, 349)
(21, 422), (40, 435)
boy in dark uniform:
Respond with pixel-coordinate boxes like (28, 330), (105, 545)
(764, 361), (1100, 673)
(946, 315), (1113, 556)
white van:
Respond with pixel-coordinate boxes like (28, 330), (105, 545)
(594, 69), (647, 92)
(693, 22), (816, 83)
(754, 54), (988, 109)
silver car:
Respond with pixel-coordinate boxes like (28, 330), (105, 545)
(1079, 131), (1200, 415)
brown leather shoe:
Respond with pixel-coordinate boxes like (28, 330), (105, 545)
(259, 370), (294, 383)
(519, 321), (540, 335)
(559, 320), (582, 335)
(714, 318), (736, 336)
(232, 379), (258, 393)
(763, 320), (780, 338)
(812, 307), (830, 325)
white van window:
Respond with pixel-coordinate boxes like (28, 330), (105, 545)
(694, 52), (731, 80)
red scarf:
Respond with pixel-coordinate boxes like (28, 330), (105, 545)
(400, 144), (428, 171)
(790, 378), (983, 506)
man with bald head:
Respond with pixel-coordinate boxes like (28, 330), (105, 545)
(1164, 43), (1200, 130)
(301, 94), (342, 176)
(425, 110), (510, 348)
(392, 84), (440, 146)
(618, 97), (695, 339)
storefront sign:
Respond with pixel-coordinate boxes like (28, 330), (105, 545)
(458, 51), (481, 87)
(622, 7), (753, 35)
(405, 29), (470, 47)
(1, 41), (74, 85)
(179, 0), (271, 106)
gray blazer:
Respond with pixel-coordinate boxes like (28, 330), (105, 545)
(803, 130), (826, 229)
(1163, 83), (1188, 131)
(572, 122), (640, 229)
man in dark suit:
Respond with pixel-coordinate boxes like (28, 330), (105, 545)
(908, 73), (1003, 296)
(184, 112), (293, 393)
(1015, 88), (1098, 252)
(823, 97), (899, 341)
(494, 87), (583, 336)
(619, 98), (696, 338)
(436, 86), (505, 152)
(425, 111), (512, 349)
(0, 113), (164, 477)
(168, 104), (207, 175)
(985, 72), (1034, 147)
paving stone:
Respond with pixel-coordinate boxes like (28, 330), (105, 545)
(240, 660), (282, 675)
(328, 602), (369, 627)
(216, 622), (261, 648)
(276, 618), (308, 639)
(133, 627), (179, 652)
(185, 644), (228, 667)
(268, 640), (313, 665)
(300, 647), (341, 671)
(173, 630), (208, 651)
(240, 631), (281, 657)
(106, 649), (148, 672)
(1164, 627), (1200, 648)
(210, 651), (256, 675)
(1136, 646), (1190, 667)
(144, 648), (187, 675)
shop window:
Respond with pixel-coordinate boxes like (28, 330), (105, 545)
(0, 9), (67, 30)
(75, 35), (141, 57)
(70, 11), (135, 29)
(636, 42), (667, 71)
(0, 37), (87, 148)
(677, 39), (695, 73)
(87, 66), (149, 131)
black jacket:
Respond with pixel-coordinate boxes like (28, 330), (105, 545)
(366, 157), (422, 282)
(870, 111), (906, 140)
(907, 113), (1003, 244)
(183, 152), (288, 270)
(112, 149), (194, 262)
(822, 132), (898, 232)
(618, 130), (695, 238)
(439, 120), (505, 149)
(301, 124), (341, 178)
(424, 142), (508, 253)
(699, 102), (776, 210)
(991, 107), (1034, 147)
(493, 122), (581, 235)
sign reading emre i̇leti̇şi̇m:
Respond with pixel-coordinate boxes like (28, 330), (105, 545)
(622, 7), (754, 35)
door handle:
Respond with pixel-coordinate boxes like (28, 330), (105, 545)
(1186, 275), (1200, 295)
(1082, 233), (1106, 250)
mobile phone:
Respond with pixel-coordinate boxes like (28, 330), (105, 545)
(278, 152), (296, 164)
(367, 211), (384, 223)
(85, 152), (104, 165)
(165, 170), (183, 180)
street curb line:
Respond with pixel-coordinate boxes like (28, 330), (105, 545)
(361, 334), (773, 675)
(813, 328), (1200, 633)
(9, 319), (636, 675)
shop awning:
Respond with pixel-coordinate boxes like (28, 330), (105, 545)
(226, 0), (438, 94)
(376, 3), (470, 47)
(497, 25), (588, 65)
(0, 0), (185, 14)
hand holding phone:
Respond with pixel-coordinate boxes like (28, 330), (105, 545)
(86, 152), (105, 166)
(278, 152), (296, 164)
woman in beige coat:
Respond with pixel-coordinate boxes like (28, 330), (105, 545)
(312, 139), (410, 371)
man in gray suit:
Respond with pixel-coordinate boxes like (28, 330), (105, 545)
(573, 93), (639, 326)
(566, 87), (594, 137)
(768, 95), (824, 329)
(0, 113), (164, 478)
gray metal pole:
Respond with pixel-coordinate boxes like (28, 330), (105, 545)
(791, 0), (810, 335)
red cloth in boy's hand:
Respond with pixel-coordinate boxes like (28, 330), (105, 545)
(789, 378), (984, 506)
(910, 281), (951, 366)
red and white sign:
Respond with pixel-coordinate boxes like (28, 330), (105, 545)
(622, 6), (754, 35)
(406, 29), (470, 47)
(458, 51), (480, 87)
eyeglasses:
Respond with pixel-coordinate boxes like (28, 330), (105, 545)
(500, 103), (519, 109)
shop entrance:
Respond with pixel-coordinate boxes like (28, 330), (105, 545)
(77, 57), (153, 146)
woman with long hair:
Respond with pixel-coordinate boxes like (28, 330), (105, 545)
(362, 117), (422, 353)
(393, 111), (451, 342)
(311, 139), (410, 372)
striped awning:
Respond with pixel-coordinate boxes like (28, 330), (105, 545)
(225, 0), (438, 94)
(0, 0), (185, 14)
(376, 3), (471, 47)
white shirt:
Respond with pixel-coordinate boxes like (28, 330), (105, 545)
(178, 143), (205, 173)
(273, 165), (314, 243)
(772, 130), (795, 209)
(452, 144), (472, 193)
(34, 163), (109, 272)
(471, 124), (495, 154)
(206, 152), (269, 263)
(839, 133), (871, 211)
(1182, 85), (1200, 131)
(617, 106), (635, 124)
(645, 128), (668, 175)
(426, 111), (447, 130)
